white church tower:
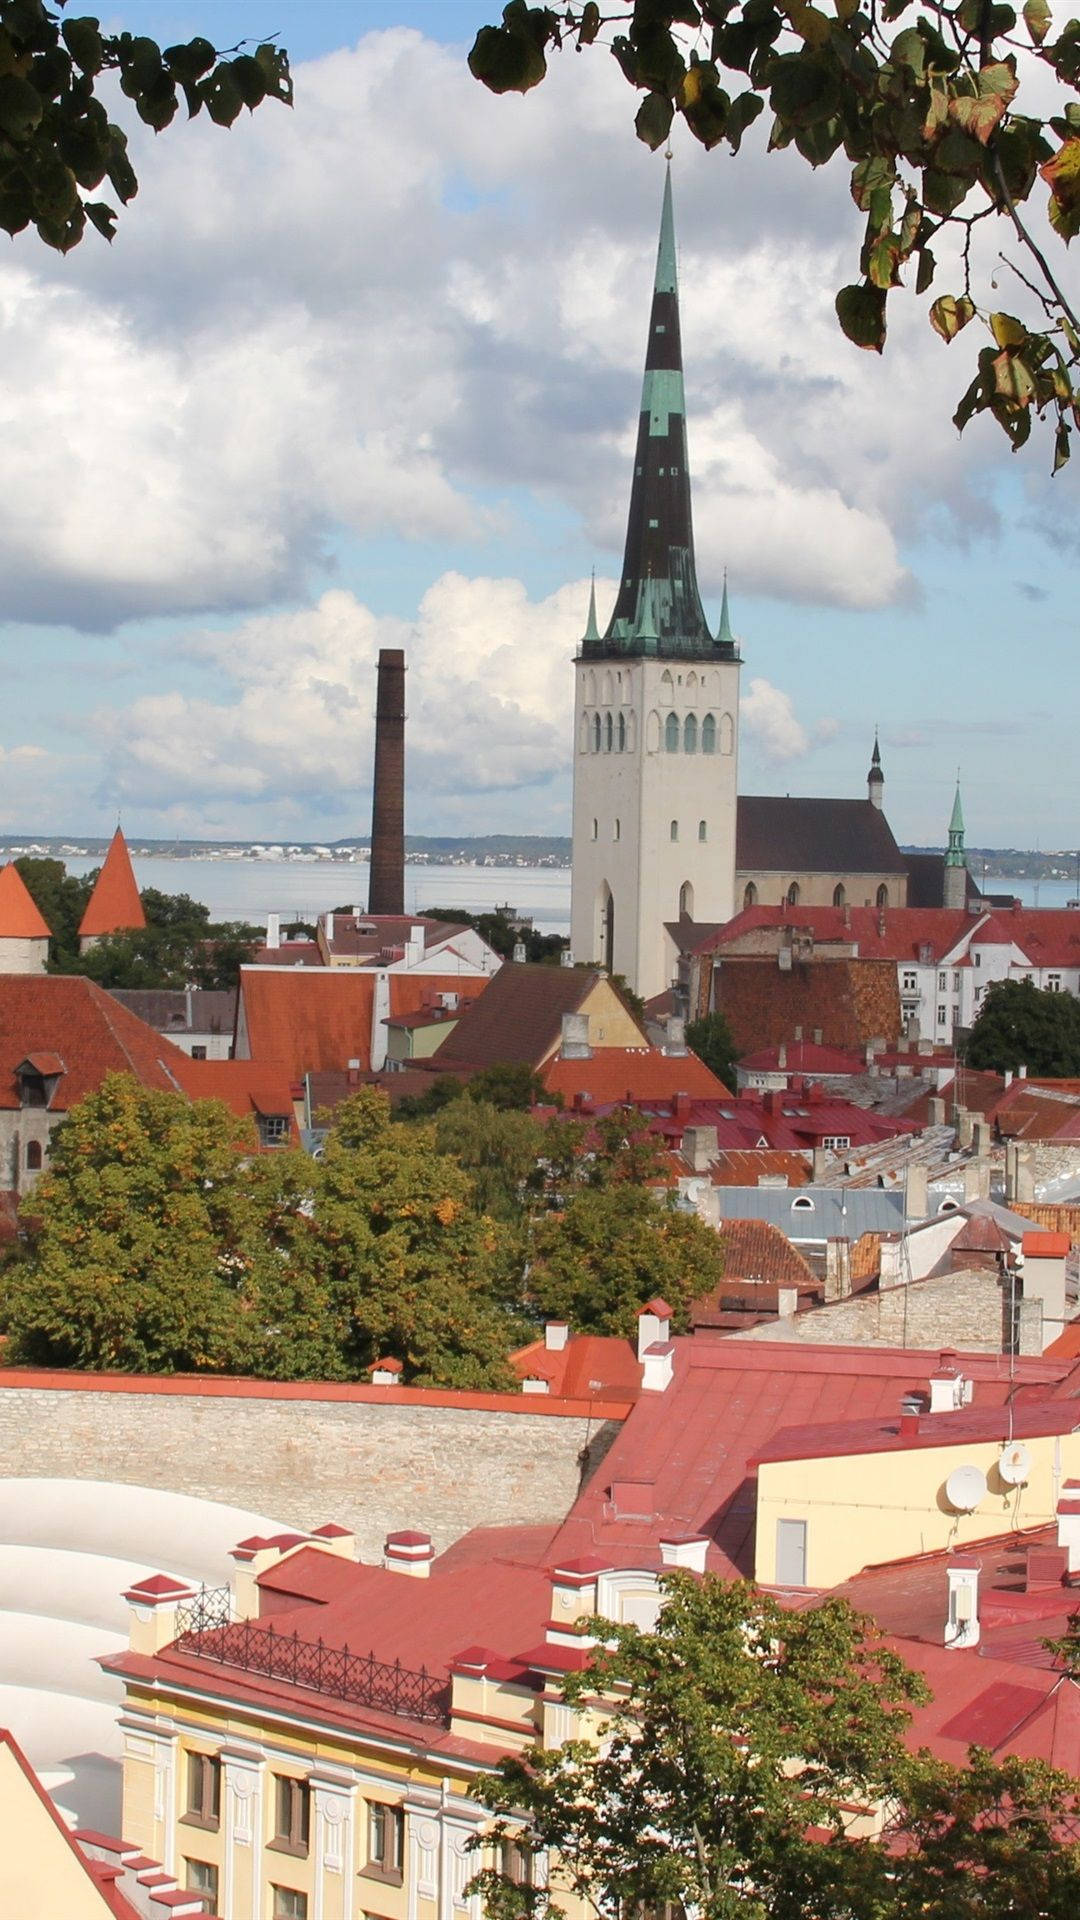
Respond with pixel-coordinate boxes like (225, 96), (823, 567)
(570, 170), (741, 1001)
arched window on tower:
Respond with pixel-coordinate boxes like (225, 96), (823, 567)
(660, 670), (674, 706)
(579, 712), (591, 754)
(743, 882), (758, 909)
(720, 712), (734, 755)
(665, 712), (680, 753)
(833, 883), (846, 908)
(670, 820), (679, 843)
(26, 1139), (42, 1172)
(614, 818), (621, 841)
(679, 881), (694, 917)
(876, 884), (890, 909)
(683, 713), (697, 754)
(591, 819), (598, 841)
(698, 820), (707, 842)
(593, 713), (602, 753)
(701, 713), (716, 754)
(617, 712), (626, 752)
(787, 882), (801, 906)
(604, 712), (613, 752)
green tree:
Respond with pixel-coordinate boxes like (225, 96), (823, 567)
(527, 1180), (724, 1332)
(2, 1072), (275, 1372)
(434, 1099), (547, 1220)
(965, 974), (1080, 1072)
(0, 0), (290, 252)
(470, 0), (1080, 469)
(686, 1008), (738, 1088)
(470, 1572), (1080, 1920)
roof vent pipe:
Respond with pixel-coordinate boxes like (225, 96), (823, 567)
(945, 1559), (980, 1648)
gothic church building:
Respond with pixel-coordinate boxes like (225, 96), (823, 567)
(570, 173), (914, 1001)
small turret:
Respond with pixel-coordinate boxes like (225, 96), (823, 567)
(867, 730), (884, 811)
(77, 827), (145, 953)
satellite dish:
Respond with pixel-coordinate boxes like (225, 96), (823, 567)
(945, 1463), (987, 1512)
(998, 1442), (1031, 1486)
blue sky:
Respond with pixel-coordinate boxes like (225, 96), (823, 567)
(0, 2), (1076, 848)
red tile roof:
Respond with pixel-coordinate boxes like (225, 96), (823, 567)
(0, 976), (188, 1110)
(510, 1333), (642, 1402)
(170, 1058), (299, 1138)
(543, 1048), (730, 1104)
(707, 1149), (812, 1187)
(239, 968), (488, 1079)
(77, 828), (146, 938)
(707, 1218), (817, 1290)
(0, 863), (51, 940)
(696, 902), (1080, 970)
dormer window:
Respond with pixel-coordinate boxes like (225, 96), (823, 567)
(257, 1113), (290, 1147)
(16, 1053), (65, 1110)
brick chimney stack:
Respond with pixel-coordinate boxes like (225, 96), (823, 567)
(368, 648), (406, 916)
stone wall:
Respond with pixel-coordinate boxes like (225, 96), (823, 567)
(730, 1264), (1009, 1352)
(0, 1375), (624, 1562)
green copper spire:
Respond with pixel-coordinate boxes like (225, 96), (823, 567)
(583, 572), (600, 646)
(717, 572), (734, 649)
(655, 159), (677, 296)
(946, 778), (966, 866)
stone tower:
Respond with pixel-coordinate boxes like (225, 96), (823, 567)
(569, 170), (741, 1001)
(943, 778), (968, 910)
(368, 648), (406, 917)
(867, 731), (884, 810)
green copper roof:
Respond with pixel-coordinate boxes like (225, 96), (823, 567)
(946, 779), (966, 865)
(655, 163), (677, 295)
(582, 573), (600, 645)
(717, 574), (735, 650)
(949, 780), (965, 835)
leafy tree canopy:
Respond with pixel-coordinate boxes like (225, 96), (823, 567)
(471, 1571), (1080, 1920)
(424, 904), (568, 965)
(0, 0), (290, 251)
(470, 0), (1080, 469)
(965, 973), (1080, 1072)
(686, 1007), (738, 1087)
(527, 1176), (725, 1332)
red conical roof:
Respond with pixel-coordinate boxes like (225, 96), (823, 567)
(77, 828), (146, 939)
(0, 863), (51, 940)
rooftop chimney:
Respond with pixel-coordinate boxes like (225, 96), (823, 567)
(560, 947), (574, 968)
(266, 912), (280, 951)
(659, 1536), (709, 1572)
(368, 648), (406, 916)
(637, 1297), (671, 1360)
(945, 1558), (980, 1648)
(544, 1320), (569, 1351)
(665, 1015), (687, 1056)
(513, 940), (527, 963)
(683, 1124), (718, 1173)
(561, 1011), (592, 1059)
(383, 1530), (434, 1578)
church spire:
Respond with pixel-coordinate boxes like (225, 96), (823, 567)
(867, 728), (884, 808)
(582, 571), (600, 646)
(585, 166), (728, 662)
(946, 777), (966, 865)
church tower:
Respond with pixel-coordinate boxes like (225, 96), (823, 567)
(943, 779), (968, 910)
(867, 731), (884, 810)
(570, 171), (741, 1001)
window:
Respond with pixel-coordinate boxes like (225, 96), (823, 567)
(664, 711), (680, 752)
(698, 820), (707, 842)
(679, 881), (694, 917)
(592, 713), (601, 752)
(902, 971), (917, 992)
(938, 972), (947, 991)
(701, 712), (716, 753)
(272, 1891), (308, 1920)
(876, 884), (889, 909)
(184, 1752), (221, 1830)
(937, 1005), (947, 1026)
(19, 1072), (47, 1108)
(591, 818), (598, 841)
(499, 1839), (535, 1887)
(833, 884), (845, 908)
(819, 1135), (850, 1150)
(613, 818), (621, 841)
(683, 713), (697, 753)
(604, 711), (613, 752)
(974, 952), (981, 967)
(191, 1044), (207, 1060)
(367, 1802), (405, 1881)
(272, 1775), (310, 1856)
(953, 972), (961, 991)
(792, 1194), (815, 1211)
(258, 1114), (290, 1147)
(617, 711), (626, 752)
(25, 1139), (42, 1172)
(743, 882), (757, 909)
(786, 883), (800, 906)
(670, 820), (679, 843)
(1048, 973), (1062, 992)
(185, 1860), (219, 1914)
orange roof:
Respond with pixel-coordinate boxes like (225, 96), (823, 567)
(543, 1047), (730, 1104)
(239, 968), (489, 1080)
(77, 828), (146, 938)
(0, 863), (50, 940)
(386, 974), (489, 1020)
(171, 1056), (299, 1140)
(510, 1332), (642, 1401)
(0, 975), (187, 1109)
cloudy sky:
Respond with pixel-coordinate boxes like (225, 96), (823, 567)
(1, 0), (1077, 851)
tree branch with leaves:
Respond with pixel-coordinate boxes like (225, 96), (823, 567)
(470, 0), (1080, 467)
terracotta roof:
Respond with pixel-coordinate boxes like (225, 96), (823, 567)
(77, 827), (146, 938)
(433, 964), (612, 1071)
(736, 796), (910, 876)
(321, 913), (471, 960)
(0, 863), (51, 940)
(543, 1047), (729, 1104)
(707, 1149), (812, 1187)
(694, 905), (975, 964)
(249, 940), (322, 968)
(710, 1218), (816, 1289)
(0, 975), (188, 1109)
(239, 968), (489, 1080)
(170, 1057), (298, 1137)
(509, 1333), (642, 1401)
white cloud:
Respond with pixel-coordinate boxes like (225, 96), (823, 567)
(740, 677), (811, 764)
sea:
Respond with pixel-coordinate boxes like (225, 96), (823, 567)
(61, 856), (574, 937)
(54, 858), (1078, 940)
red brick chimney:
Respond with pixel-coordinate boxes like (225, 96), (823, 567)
(369, 648), (406, 916)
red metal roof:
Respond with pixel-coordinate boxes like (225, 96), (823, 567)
(77, 828), (146, 939)
(0, 863), (51, 940)
(754, 1394), (1080, 1467)
(509, 1334), (642, 1402)
(543, 1048), (730, 1104)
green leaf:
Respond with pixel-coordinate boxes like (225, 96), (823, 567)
(850, 153), (894, 212)
(163, 37), (217, 85)
(836, 281), (887, 350)
(135, 74), (178, 133)
(1041, 135), (1080, 242)
(62, 16), (103, 75)
(229, 55), (268, 111)
(929, 292), (976, 339)
(915, 245), (937, 293)
(922, 165), (973, 215)
(948, 59), (1019, 145)
(0, 73), (43, 139)
(200, 67), (244, 128)
(84, 197), (116, 240)
(1024, 0), (1052, 39)
(1054, 419), (1071, 469)
(468, 9), (553, 95)
(989, 310), (1027, 346)
(867, 230), (901, 287)
(724, 87), (764, 152)
(768, 50), (840, 126)
(634, 25), (687, 96)
(636, 89), (674, 148)
(678, 61), (731, 147)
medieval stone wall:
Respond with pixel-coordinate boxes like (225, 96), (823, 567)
(0, 1376), (623, 1561)
(729, 1265), (1009, 1353)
